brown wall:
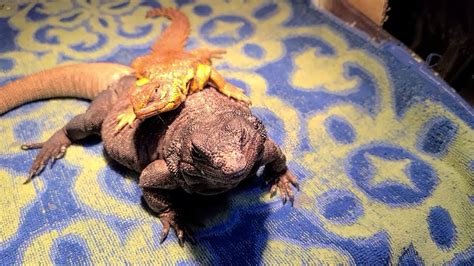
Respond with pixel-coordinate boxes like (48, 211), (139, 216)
(314, 0), (387, 25)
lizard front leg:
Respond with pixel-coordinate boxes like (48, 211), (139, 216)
(209, 68), (251, 105)
(140, 160), (193, 246)
(139, 160), (177, 189)
(261, 139), (299, 205)
(114, 77), (155, 133)
(190, 48), (226, 63)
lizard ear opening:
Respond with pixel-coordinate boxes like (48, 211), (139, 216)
(240, 128), (249, 146)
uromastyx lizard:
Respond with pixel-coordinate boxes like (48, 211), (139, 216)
(0, 8), (297, 246)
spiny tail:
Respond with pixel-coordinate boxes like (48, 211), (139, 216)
(0, 63), (133, 115)
(146, 7), (191, 53)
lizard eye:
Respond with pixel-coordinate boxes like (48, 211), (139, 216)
(191, 143), (207, 161)
(240, 128), (249, 146)
(154, 83), (161, 93)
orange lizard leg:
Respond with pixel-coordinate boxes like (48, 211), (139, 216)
(210, 69), (251, 105)
(190, 64), (212, 93)
(114, 77), (152, 133)
(207, 48), (226, 59)
(191, 48), (227, 61)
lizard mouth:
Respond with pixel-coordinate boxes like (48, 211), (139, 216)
(182, 171), (244, 195)
(134, 100), (176, 120)
(134, 103), (167, 119)
(135, 109), (158, 120)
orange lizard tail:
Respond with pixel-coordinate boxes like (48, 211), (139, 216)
(0, 63), (133, 115)
(146, 7), (191, 54)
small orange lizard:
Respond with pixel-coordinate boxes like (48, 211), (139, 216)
(115, 8), (251, 132)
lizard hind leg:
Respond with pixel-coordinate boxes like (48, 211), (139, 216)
(190, 63), (212, 93)
(21, 129), (72, 184)
(20, 85), (123, 184)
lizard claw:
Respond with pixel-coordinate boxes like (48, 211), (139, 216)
(24, 170), (39, 184)
(267, 170), (299, 206)
(158, 210), (194, 247)
(21, 142), (43, 150)
(159, 221), (171, 244)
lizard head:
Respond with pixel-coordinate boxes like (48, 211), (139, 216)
(130, 77), (187, 120)
(178, 112), (267, 195)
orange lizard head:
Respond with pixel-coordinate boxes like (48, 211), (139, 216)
(130, 77), (186, 120)
(130, 78), (166, 120)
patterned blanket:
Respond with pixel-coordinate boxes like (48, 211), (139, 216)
(0, 0), (472, 264)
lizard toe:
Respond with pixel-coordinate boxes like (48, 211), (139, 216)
(158, 210), (195, 247)
(269, 183), (278, 198)
(22, 130), (72, 183)
(50, 145), (67, 168)
(159, 220), (171, 244)
(277, 180), (288, 205)
(176, 229), (185, 247)
(21, 142), (44, 150)
(265, 169), (299, 206)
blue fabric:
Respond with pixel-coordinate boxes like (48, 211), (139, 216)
(0, 0), (473, 264)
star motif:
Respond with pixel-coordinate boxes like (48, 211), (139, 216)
(365, 153), (416, 189)
(210, 20), (244, 39)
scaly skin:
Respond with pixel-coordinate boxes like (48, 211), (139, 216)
(104, 88), (298, 245)
(115, 8), (251, 132)
(12, 84), (298, 246)
(0, 8), (296, 247)
(0, 63), (133, 115)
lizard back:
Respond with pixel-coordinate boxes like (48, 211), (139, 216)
(101, 88), (259, 174)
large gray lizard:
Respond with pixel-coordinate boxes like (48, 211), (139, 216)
(0, 63), (298, 246)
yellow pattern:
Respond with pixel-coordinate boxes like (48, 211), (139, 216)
(1, 0), (164, 77)
(292, 47), (358, 92)
(182, 0), (292, 68)
(0, 170), (42, 244)
(72, 146), (151, 220)
(210, 20), (244, 39)
(262, 240), (354, 264)
(300, 101), (474, 263)
(291, 25), (393, 99)
(366, 155), (415, 188)
(22, 219), (212, 264)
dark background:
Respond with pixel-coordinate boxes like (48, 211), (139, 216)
(384, 0), (474, 105)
